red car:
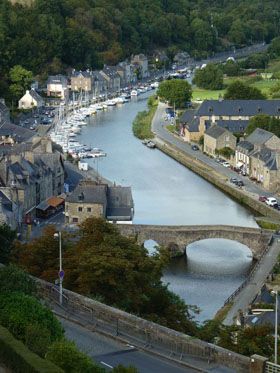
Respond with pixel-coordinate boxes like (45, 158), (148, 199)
(259, 196), (267, 202)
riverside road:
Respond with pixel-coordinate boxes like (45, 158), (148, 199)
(152, 102), (280, 203)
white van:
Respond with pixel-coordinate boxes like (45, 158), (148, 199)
(265, 197), (278, 206)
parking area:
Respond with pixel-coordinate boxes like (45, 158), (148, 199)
(15, 106), (57, 131)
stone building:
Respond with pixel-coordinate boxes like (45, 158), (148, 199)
(0, 137), (65, 226)
(181, 99), (280, 143)
(204, 125), (236, 156)
(235, 128), (280, 191)
(65, 180), (134, 224)
(100, 66), (121, 93)
(131, 54), (149, 79)
(47, 75), (68, 100)
(70, 71), (93, 93)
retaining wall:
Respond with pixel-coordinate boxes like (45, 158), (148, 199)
(154, 137), (280, 222)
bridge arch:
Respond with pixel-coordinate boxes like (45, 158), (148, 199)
(118, 224), (272, 259)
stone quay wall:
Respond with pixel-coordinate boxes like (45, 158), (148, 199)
(154, 137), (280, 222)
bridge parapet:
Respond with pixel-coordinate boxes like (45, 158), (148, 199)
(118, 224), (272, 258)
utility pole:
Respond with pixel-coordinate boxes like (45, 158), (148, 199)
(54, 231), (63, 305)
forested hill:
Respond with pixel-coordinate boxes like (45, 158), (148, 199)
(1, 0), (280, 75)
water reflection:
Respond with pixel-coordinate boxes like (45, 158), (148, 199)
(163, 239), (253, 322)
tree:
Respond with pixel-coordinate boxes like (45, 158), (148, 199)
(0, 224), (16, 264)
(193, 64), (223, 90)
(46, 340), (105, 373)
(246, 114), (280, 137)
(13, 218), (197, 335)
(157, 79), (192, 108)
(224, 80), (266, 99)
(223, 61), (240, 77)
(268, 36), (280, 58)
(9, 65), (33, 102)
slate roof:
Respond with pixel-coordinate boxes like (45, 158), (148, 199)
(47, 75), (68, 86)
(205, 120), (249, 133)
(205, 125), (228, 139)
(0, 122), (34, 143)
(246, 128), (274, 145)
(237, 140), (254, 152)
(250, 147), (279, 170)
(29, 89), (44, 104)
(180, 110), (196, 123)
(66, 181), (107, 205)
(196, 99), (280, 117)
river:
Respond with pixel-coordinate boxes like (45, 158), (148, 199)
(77, 92), (257, 321)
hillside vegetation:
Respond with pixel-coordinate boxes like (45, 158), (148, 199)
(1, 0), (280, 77)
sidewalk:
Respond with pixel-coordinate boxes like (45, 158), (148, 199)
(224, 235), (280, 325)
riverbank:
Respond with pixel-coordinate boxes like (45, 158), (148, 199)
(150, 103), (280, 223)
(132, 95), (157, 139)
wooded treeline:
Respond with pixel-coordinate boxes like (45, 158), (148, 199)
(1, 0), (280, 77)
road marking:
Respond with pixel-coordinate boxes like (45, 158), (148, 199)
(100, 361), (113, 369)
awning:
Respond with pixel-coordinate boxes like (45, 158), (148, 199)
(47, 196), (64, 208)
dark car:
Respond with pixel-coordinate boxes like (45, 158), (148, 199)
(237, 180), (244, 187)
(273, 203), (280, 210)
(259, 196), (267, 202)
(230, 177), (238, 184)
(191, 145), (199, 151)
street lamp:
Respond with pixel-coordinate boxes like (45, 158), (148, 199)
(272, 290), (278, 364)
(54, 232), (63, 305)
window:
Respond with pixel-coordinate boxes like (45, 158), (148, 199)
(78, 206), (83, 212)
(73, 217), (79, 223)
(87, 207), (91, 212)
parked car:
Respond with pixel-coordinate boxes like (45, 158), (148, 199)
(223, 162), (230, 168)
(230, 177), (238, 184)
(265, 197), (278, 207)
(191, 145), (199, 151)
(273, 203), (279, 210)
(237, 180), (244, 187)
(259, 196), (267, 202)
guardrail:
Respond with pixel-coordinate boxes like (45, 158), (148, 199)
(38, 280), (250, 372)
(224, 237), (273, 306)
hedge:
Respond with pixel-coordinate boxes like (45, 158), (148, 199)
(0, 325), (63, 373)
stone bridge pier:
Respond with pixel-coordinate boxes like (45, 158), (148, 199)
(117, 225), (272, 259)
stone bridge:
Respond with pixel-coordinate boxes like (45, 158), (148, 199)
(117, 224), (272, 258)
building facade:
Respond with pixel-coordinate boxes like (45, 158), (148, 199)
(204, 125), (236, 156)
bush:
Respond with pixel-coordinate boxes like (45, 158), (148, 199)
(193, 64), (223, 90)
(0, 325), (63, 373)
(0, 265), (37, 296)
(0, 292), (64, 344)
(46, 340), (105, 373)
(25, 323), (52, 358)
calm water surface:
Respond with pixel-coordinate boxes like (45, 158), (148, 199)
(77, 93), (257, 321)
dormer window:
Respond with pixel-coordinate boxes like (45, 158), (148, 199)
(257, 107), (262, 113)
(208, 106), (213, 113)
(238, 107), (242, 113)
(78, 192), (84, 202)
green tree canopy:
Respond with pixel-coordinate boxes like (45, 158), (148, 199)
(0, 265), (37, 296)
(157, 79), (192, 108)
(9, 65), (33, 102)
(12, 218), (197, 334)
(46, 340), (104, 373)
(0, 223), (16, 264)
(193, 64), (223, 90)
(224, 80), (266, 99)
(246, 114), (280, 137)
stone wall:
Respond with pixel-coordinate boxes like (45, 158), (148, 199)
(118, 224), (272, 258)
(38, 279), (252, 373)
(154, 136), (280, 222)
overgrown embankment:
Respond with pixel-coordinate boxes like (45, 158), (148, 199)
(132, 96), (157, 139)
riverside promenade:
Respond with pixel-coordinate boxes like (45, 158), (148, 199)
(151, 102), (280, 221)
